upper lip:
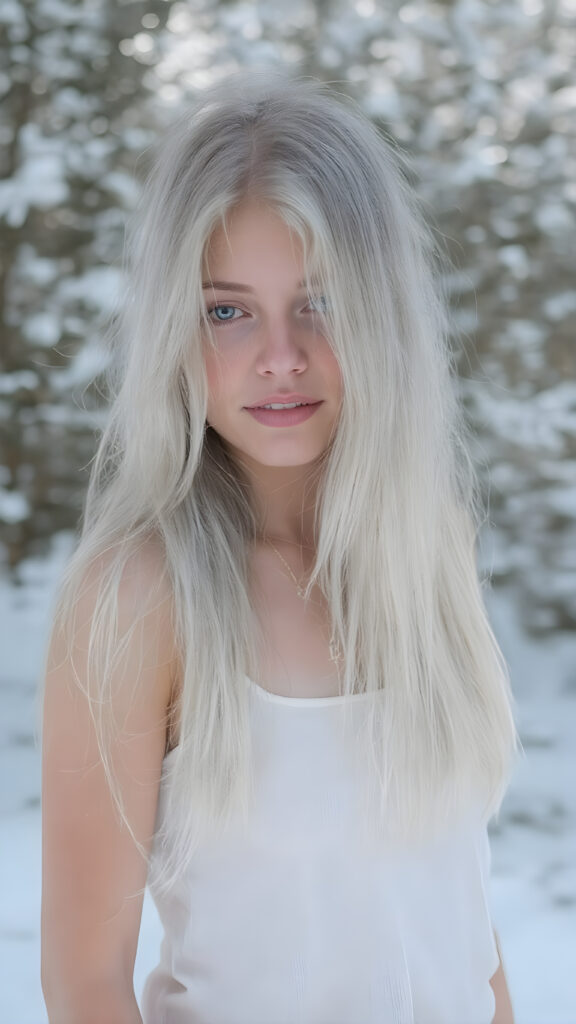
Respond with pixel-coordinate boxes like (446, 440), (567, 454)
(245, 394), (321, 409)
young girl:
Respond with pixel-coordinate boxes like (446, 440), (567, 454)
(40, 70), (519, 1023)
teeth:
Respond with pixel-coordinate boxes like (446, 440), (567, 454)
(261, 402), (308, 410)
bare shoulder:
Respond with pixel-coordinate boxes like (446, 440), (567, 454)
(44, 531), (180, 763)
(49, 534), (178, 705)
(89, 531), (175, 625)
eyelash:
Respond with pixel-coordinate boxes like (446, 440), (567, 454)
(206, 296), (328, 325)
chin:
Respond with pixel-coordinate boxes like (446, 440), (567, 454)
(210, 428), (330, 469)
(243, 441), (328, 469)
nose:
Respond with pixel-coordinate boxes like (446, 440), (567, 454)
(255, 316), (308, 375)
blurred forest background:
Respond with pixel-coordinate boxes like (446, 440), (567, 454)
(1, 1), (576, 1020)
(1, 0), (575, 639)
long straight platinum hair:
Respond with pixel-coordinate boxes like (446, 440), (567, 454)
(42, 68), (520, 893)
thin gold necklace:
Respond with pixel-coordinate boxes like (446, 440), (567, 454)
(265, 538), (342, 665)
(266, 538), (309, 599)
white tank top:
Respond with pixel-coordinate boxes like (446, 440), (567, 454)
(140, 675), (499, 1024)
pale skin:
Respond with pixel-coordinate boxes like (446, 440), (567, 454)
(41, 198), (514, 1021)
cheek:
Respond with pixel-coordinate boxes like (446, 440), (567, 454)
(325, 347), (343, 394)
(203, 346), (231, 400)
(204, 356), (220, 398)
(202, 351), (223, 427)
(203, 346), (245, 420)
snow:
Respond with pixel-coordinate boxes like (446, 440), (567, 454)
(21, 313), (60, 348)
(56, 266), (123, 314)
(543, 293), (576, 322)
(0, 371), (39, 394)
(0, 139), (69, 229)
(0, 490), (30, 523)
(49, 339), (110, 391)
(0, 534), (575, 1022)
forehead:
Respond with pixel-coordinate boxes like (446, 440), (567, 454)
(202, 200), (314, 289)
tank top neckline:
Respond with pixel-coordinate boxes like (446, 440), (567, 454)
(161, 675), (375, 765)
(243, 673), (373, 706)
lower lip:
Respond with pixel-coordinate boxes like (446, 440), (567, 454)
(245, 402), (323, 426)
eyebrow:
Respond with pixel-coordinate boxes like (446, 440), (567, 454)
(202, 279), (310, 292)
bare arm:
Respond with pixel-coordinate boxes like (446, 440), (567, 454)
(490, 929), (515, 1024)
(41, 543), (178, 1023)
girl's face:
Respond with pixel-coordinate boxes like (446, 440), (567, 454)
(201, 199), (343, 471)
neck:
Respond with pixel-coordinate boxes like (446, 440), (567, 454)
(240, 460), (322, 549)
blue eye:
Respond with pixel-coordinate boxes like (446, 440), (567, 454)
(307, 295), (328, 313)
(207, 304), (242, 323)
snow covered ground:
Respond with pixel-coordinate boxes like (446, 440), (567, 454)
(1, 532), (575, 1023)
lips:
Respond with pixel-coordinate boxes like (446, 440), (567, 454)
(245, 402), (323, 427)
(245, 394), (319, 409)
(253, 401), (312, 409)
